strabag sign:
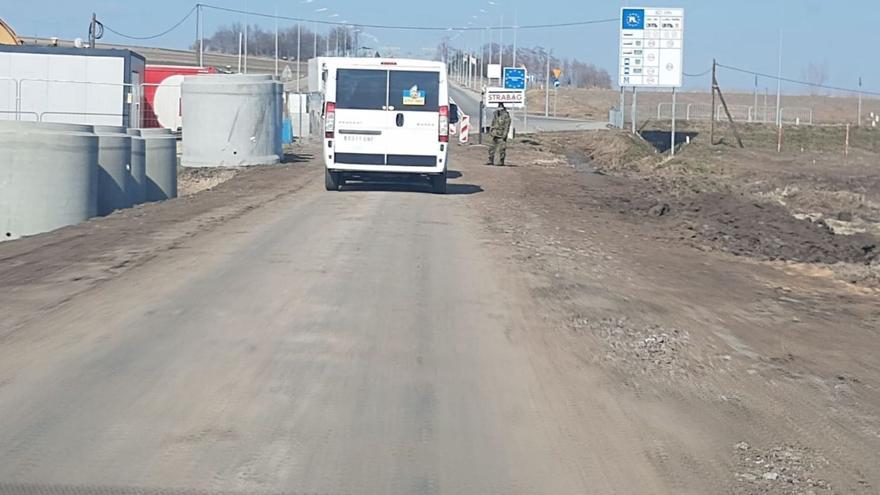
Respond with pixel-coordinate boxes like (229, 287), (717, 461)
(485, 87), (525, 108)
(619, 7), (684, 88)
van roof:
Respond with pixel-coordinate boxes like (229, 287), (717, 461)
(317, 57), (445, 70)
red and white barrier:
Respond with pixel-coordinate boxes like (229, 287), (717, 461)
(458, 114), (470, 144)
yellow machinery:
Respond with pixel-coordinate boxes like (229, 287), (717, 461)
(0, 17), (21, 45)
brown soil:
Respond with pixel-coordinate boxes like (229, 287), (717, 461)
(177, 166), (239, 196)
(533, 125), (880, 286)
(455, 138), (880, 492)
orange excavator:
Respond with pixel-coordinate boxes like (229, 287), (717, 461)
(0, 17), (21, 45)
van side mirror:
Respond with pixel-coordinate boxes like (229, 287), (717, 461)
(448, 103), (460, 124)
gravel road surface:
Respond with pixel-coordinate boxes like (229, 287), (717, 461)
(0, 140), (877, 494)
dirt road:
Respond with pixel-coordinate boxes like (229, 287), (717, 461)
(0, 139), (878, 494)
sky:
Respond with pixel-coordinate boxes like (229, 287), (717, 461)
(4, 0), (877, 93)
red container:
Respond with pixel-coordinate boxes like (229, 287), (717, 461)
(143, 65), (216, 129)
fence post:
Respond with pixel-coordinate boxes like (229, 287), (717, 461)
(777, 123), (783, 153)
(845, 123), (850, 158)
(710, 59), (716, 144)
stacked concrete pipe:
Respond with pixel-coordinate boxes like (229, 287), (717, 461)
(129, 128), (178, 201)
(0, 121), (98, 241)
(93, 125), (133, 215)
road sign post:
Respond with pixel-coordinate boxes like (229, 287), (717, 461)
(619, 7), (684, 143)
(671, 87), (676, 156)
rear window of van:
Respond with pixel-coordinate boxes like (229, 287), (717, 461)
(388, 71), (439, 112)
(336, 69), (387, 110)
(335, 69), (440, 112)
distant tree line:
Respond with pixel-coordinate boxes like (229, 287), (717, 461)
(199, 24), (612, 89)
(197, 23), (360, 60)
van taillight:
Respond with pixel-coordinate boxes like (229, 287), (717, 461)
(325, 101), (336, 139)
(439, 105), (449, 143)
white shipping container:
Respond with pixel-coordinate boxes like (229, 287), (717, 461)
(0, 45), (146, 127)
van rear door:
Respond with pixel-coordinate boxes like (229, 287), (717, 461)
(334, 68), (388, 165)
(385, 70), (440, 166)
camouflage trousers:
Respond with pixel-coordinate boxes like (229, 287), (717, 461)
(488, 136), (507, 165)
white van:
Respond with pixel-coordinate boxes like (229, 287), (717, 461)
(320, 58), (457, 194)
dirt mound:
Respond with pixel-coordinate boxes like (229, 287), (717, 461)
(178, 166), (239, 196)
(527, 129), (880, 269)
(665, 192), (878, 264)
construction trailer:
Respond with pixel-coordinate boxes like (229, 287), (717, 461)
(144, 64), (217, 130)
(0, 44), (145, 127)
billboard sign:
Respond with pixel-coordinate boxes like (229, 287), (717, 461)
(619, 7), (684, 88)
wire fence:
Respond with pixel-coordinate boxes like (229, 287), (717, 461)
(0, 76), (314, 135)
(0, 77), (168, 127)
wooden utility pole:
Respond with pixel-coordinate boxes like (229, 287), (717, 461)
(89, 13), (97, 48)
(711, 59), (744, 148)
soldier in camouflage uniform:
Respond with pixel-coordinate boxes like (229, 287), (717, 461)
(487, 103), (512, 166)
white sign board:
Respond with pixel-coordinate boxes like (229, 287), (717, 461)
(487, 64), (502, 80)
(485, 87), (525, 108)
(619, 7), (684, 88)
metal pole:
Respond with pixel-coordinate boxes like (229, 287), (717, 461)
(753, 74), (758, 123)
(544, 51), (550, 117)
(238, 31), (243, 73)
(274, 6), (279, 77)
(478, 98), (484, 145)
(858, 77), (863, 126)
(197, 5), (204, 66)
(244, 16), (249, 73)
(671, 87), (676, 156)
(710, 59), (716, 143)
(297, 23), (302, 92)
(554, 85), (558, 117)
(775, 29), (782, 127)
(764, 88), (768, 123)
(498, 14), (503, 66)
(619, 86), (625, 129)
(488, 28), (493, 78)
(314, 22), (318, 57)
(512, 9), (518, 67)
(90, 13), (97, 48)
(631, 86), (637, 134)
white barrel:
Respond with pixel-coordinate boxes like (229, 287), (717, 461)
(0, 121), (98, 241)
(93, 125), (133, 215)
(181, 74), (282, 167)
(130, 128), (178, 201)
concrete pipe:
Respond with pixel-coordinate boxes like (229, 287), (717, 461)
(93, 125), (133, 215)
(130, 128), (178, 201)
(181, 74), (282, 167)
(0, 122), (98, 241)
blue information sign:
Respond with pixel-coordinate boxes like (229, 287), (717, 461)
(621, 8), (645, 30)
(503, 67), (527, 90)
